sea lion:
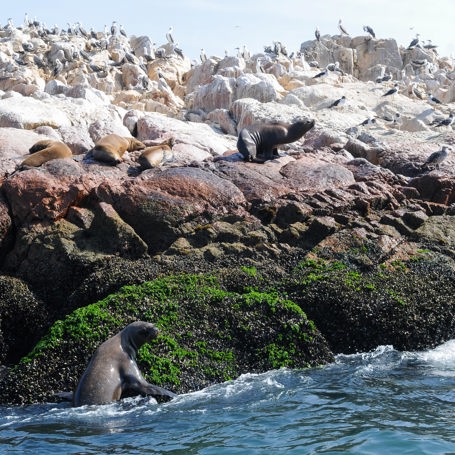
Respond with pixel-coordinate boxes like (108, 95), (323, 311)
(20, 140), (72, 167)
(237, 119), (315, 163)
(73, 321), (176, 407)
(91, 134), (145, 164)
(138, 144), (174, 170)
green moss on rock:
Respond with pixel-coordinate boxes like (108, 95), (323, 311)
(0, 273), (332, 405)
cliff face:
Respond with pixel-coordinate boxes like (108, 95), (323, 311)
(0, 22), (454, 405)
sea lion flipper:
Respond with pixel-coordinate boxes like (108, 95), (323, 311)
(237, 129), (258, 161)
(144, 384), (177, 400)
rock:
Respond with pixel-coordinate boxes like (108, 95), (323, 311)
(137, 112), (237, 160)
(280, 156), (356, 192)
(0, 95), (71, 129)
(231, 98), (312, 131)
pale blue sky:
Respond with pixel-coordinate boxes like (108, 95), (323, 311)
(3, 1), (454, 61)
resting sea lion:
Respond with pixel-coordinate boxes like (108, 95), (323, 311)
(20, 140), (72, 167)
(73, 321), (176, 407)
(237, 119), (315, 162)
(91, 134), (145, 164)
(138, 145), (174, 170)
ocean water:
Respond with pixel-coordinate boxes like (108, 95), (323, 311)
(1, 341), (454, 455)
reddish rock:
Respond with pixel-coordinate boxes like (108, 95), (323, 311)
(3, 168), (88, 225)
(95, 166), (248, 252)
(409, 174), (455, 205)
(280, 156), (355, 192)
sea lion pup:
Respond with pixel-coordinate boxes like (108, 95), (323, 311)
(237, 119), (315, 163)
(20, 140), (72, 167)
(138, 144), (174, 169)
(73, 321), (176, 407)
(91, 134), (146, 164)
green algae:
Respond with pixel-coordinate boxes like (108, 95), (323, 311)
(1, 271), (332, 404)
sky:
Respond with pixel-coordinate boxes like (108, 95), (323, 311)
(2, 0), (454, 62)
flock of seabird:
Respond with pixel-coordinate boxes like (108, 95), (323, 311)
(310, 19), (452, 169)
(0, 15), (453, 169)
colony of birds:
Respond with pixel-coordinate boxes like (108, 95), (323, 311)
(0, 14), (454, 170)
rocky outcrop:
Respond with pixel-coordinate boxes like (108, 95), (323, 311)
(0, 20), (454, 405)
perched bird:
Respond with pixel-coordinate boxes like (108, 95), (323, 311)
(200, 48), (207, 63)
(423, 40), (438, 51)
(363, 25), (376, 38)
(329, 95), (346, 108)
(376, 72), (392, 83)
(428, 93), (442, 105)
(166, 26), (174, 44)
(410, 83), (424, 99)
(110, 21), (118, 36)
(382, 83), (399, 97)
(422, 145), (450, 169)
(315, 27), (321, 41)
(173, 45), (184, 59)
(359, 117), (376, 127)
(312, 68), (328, 79)
(383, 112), (401, 126)
(119, 24), (127, 37)
(242, 44), (250, 60)
(407, 33), (420, 49)
(53, 58), (64, 76)
(431, 112), (454, 128)
(338, 19), (349, 36)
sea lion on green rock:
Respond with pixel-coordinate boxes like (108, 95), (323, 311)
(73, 321), (176, 407)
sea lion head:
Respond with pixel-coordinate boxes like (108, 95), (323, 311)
(128, 137), (146, 152)
(288, 118), (315, 141)
(121, 321), (159, 356)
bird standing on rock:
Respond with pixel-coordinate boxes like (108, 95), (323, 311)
(433, 112), (454, 129)
(428, 93), (442, 105)
(363, 25), (376, 38)
(338, 19), (349, 36)
(382, 83), (399, 97)
(329, 95), (346, 108)
(422, 145), (450, 170)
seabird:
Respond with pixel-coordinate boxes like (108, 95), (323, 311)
(166, 26), (174, 44)
(315, 27), (321, 41)
(376, 71), (392, 83)
(382, 83), (399, 97)
(363, 25), (376, 38)
(428, 93), (442, 105)
(111, 21), (118, 36)
(242, 44), (250, 60)
(119, 24), (127, 37)
(422, 145), (450, 169)
(410, 83), (424, 99)
(423, 40), (438, 50)
(338, 19), (349, 36)
(329, 95), (346, 108)
(53, 58), (64, 77)
(326, 61), (340, 72)
(359, 117), (376, 127)
(173, 45), (184, 59)
(407, 33), (420, 49)
(312, 68), (328, 79)
(432, 112), (454, 128)
(200, 48), (207, 63)
(383, 112), (401, 125)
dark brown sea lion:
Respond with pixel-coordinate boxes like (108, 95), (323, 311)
(72, 321), (176, 407)
(237, 119), (315, 162)
(21, 140), (72, 167)
(91, 134), (146, 164)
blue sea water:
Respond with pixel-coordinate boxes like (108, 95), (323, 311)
(1, 341), (455, 454)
